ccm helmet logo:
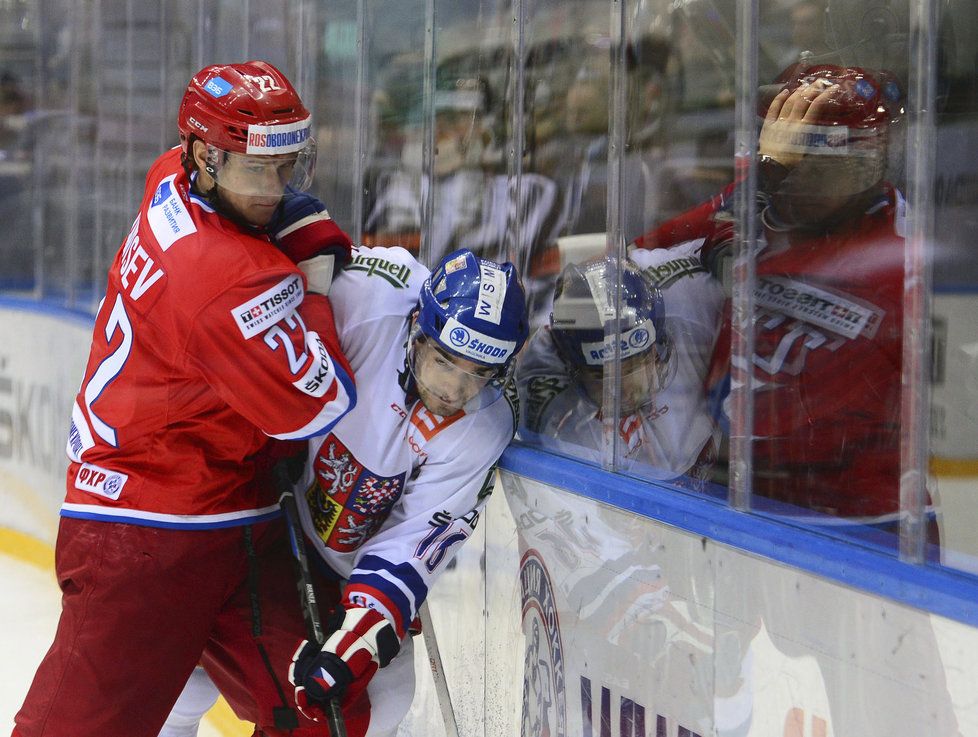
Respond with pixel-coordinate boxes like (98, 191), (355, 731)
(449, 326), (470, 347)
(188, 116), (208, 133)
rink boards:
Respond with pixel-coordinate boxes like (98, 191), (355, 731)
(4, 298), (978, 737)
(461, 471), (978, 737)
(0, 299), (93, 546)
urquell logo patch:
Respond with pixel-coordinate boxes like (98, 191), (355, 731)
(346, 254), (412, 288)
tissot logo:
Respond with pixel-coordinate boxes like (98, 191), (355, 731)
(230, 276), (303, 339)
(754, 276), (881, 340)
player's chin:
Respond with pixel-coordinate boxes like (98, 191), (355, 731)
(421, 394), (463, 417)
(244, 201), (281, 226)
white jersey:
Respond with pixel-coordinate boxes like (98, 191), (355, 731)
(294, 245), (517, 639)
(517, 241), (723, 485)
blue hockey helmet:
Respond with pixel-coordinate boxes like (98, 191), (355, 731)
(409, 249), (529, 414)
(550, 256), (673, 407)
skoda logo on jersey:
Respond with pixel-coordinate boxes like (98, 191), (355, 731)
(628, 327), (650, 349)
(204, 76), (232, 98)
(449, 326), (470, 348)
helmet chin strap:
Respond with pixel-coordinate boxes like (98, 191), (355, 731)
(397, 325), (419, 401)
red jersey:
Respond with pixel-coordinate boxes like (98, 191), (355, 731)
(640, 186), (908, 518)
(62, 148), (355, 528)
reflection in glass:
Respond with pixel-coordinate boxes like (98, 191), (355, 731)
(517, 254), (723, 489)
(0, 0), (976, 578)
(506, 475), (717, 736)
(639, 60), (927, 547)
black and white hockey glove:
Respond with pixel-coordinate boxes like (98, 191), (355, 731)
(288, 606), (400, 721)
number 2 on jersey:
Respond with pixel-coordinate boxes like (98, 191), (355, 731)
(81, 293), (134, 447)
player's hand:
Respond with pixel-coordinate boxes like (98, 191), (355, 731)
(759, 78), (840, 169)
(287, 606), (399, 721)
(268, 188), (353, 294)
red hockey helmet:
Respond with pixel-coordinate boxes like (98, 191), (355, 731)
(763, 63), (902, 131)
(759, 64), (901, 206)
(178, 61), (316, 195)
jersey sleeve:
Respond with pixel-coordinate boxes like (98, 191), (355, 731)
(341, 410), (513, 639)
(185, 269), (356, 440)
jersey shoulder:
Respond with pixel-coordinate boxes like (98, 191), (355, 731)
(127, 150), (299, 318)
(516, 328), (575, 435)
(330, 245), (428, 330)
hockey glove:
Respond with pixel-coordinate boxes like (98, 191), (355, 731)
(288, 606), (400, 722)
(269, 188), (354, 295)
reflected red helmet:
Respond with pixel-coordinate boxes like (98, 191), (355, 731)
(763, 63), (903, 131)
(177, 61), (312, 156)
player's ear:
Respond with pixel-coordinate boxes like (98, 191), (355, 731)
(191, 139), (209, 172)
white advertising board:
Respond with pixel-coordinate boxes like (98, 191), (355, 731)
(496, 470), (978, 737)
(0, 302), (93, 544)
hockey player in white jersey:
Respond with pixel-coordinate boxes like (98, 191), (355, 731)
(517, 251), (722, 488)
(161, 245), (528, 737)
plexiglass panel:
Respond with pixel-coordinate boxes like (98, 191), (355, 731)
(0, 0), (976, 574)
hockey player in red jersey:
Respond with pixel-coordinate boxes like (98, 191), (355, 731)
(636, 64), (926, 533)
(12, 62), (358, 737)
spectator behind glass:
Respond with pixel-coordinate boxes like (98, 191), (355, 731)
(777, 0), (831, 70)
(517, 253), (723, 490)
(363, 72), (562, 328)
(635, 64), (931, 540)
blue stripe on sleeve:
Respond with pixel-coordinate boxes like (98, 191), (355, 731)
(349, 554), (430, 627)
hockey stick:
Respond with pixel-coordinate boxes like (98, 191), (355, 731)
(418, 600), (461, 737)
(276, 463), (348, 737)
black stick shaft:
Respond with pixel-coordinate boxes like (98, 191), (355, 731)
(277, 466), (347, 737)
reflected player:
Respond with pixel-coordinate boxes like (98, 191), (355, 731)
(636, 63), (932, 534)
(518, 254), (723, 488)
